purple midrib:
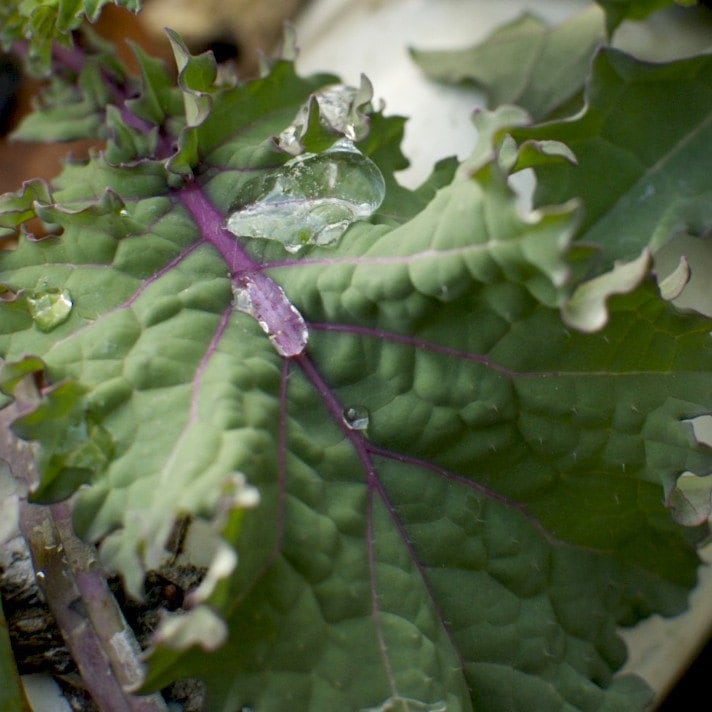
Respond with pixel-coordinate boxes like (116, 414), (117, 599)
(178, 180), (307, 357)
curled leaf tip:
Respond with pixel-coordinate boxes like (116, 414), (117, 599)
(562, 249), (651, 332)
(657, 254), (691, 301)
(667, 472), (712, 527)
(153, 605), (228, 652)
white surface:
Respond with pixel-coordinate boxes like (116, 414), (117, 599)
(295, 0), (589, 186)
(21, 674), (72, 712)
(620, 544), (712, 701)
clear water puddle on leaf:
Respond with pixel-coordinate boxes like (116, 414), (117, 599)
(225, 139), (385, 254)
(26, 288), (73, 331)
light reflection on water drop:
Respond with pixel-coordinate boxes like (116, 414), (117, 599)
(342, 405), (370, 431)
(232, 274), (308, 357)
(277, 78), (373, 153)
(26, 288), (73, 331)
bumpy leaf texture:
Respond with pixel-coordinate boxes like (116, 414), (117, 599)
(1, 40), (711, 712)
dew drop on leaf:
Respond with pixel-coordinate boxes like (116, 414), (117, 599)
(225, 139), (385, 253)
(342, 405), (370, 431)
(26, 288), (73, 331)
(278, 80), (372, 151)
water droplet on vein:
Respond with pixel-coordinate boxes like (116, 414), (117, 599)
(232, 273), (308, 357)
(342, 405), (370, 431)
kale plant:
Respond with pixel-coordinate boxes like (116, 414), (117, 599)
(1, 1), (711, 710)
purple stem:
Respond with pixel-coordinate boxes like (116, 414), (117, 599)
(49, 502), (166, 710)
(19, 500), (166, 712)
(178, 181), (259, 273)
(178, 181), (308, 357)
(294, 353), (477, 688)
(51, 43), (86, 74)
(0, 385), (166, 711)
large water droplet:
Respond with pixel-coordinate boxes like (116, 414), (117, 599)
(232, 273), (308, 357)
(342, 405), (370, 431)
(26, 288), (73, 331)
(225, 139), (385, 253)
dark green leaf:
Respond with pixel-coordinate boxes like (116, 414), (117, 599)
(0, 0), (141, 75)
(0, 597), (30, 712)
(512, 48), (712, 275)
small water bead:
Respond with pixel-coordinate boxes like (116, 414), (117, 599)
(315, 85), (361, 138)
(26, 288), (73, 331)
(225, 139), (385, 254)
(342, 405), (370, 431)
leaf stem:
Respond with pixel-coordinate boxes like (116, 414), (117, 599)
(178, 180), (309, 356)
(177, 180), (259, 274)
(294, 353), (411, 695)
(19, 501), (167, 712)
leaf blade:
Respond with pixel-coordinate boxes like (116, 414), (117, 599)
(513, 48), (712, 273)
(411, 6), (606, 121)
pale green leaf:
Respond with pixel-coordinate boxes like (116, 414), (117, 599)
(562, 249), (650, 332)
(166, 29), (218, 128)
(654, 231), (712, 316)
(596, 0), (697, 33)
(0, 180), (52, 236)
(667, 471), (712, 526)
(411, 6), (606, 121)
(657, 254), (690, 301)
